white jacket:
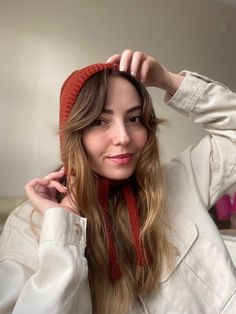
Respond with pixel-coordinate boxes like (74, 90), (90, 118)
(0, 72), (236, 313)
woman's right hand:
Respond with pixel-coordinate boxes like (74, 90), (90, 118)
(25, 168), (78, 215)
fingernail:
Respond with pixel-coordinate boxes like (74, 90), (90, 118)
(131, 71), (136, 76)
(120, 65), (126, 71)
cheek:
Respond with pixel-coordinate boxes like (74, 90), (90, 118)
(81, 132), (95, 158)
(82, 131), (105, 161)
(82, 134), (94, 158)
(137, 128), (148, 150)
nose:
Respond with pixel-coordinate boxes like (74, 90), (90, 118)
(111, 123), (130, 146)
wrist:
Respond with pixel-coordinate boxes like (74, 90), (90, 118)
(165, 72), (184, 96)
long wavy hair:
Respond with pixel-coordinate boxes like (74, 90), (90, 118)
(60, 69), (173, 314)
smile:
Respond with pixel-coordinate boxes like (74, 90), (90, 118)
(107, 153), (134, 165)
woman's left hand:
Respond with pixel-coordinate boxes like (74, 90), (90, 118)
(106, 49), (184, 96)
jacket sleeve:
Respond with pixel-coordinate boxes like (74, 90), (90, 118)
(165, 71), (236, 208)
(0, 260), (33, 313)
(0, 207), (92, 314)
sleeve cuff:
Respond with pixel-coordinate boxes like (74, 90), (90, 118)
(165, 71), (207, 113)
(40, 207), (87, 252)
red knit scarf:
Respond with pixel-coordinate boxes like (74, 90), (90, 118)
(97, 176), (146, 281)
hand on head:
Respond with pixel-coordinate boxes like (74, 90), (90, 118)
(106, 49), (168, 88)
(106, 49), (183, 95)
(25, 168), (78, 216)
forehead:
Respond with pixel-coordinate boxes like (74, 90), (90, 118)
(104, 76), (141, 109)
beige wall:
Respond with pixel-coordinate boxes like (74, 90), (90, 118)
(1, 0), (236, 202)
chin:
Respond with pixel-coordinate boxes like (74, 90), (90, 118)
(102, 170), (134, 181)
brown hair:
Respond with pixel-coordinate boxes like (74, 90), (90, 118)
(60, 69), (173, 314)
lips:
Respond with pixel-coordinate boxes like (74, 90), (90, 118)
(107, 153), (134, 165)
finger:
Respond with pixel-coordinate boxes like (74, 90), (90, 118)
(130, 51), (146, 78)
(140, 57), (155, 85)
(45, 180), (67, 201)
(25, 178), (67, 198)
(119, 49), (133, 72)
(106, 54), (121, 64)
(44, 169), (65, 180)
(37, 179), (67, 194)
(25, 178), (50, 199)
(25, 178), (50, 190)
(48, 180), (67, 193)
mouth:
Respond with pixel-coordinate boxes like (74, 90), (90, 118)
(107, 153), (134, 165)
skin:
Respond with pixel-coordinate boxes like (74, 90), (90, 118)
(82, 75), (148, 181)
(25, 49), (184, 215)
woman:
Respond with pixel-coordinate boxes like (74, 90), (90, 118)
(0, 49), (236, 313)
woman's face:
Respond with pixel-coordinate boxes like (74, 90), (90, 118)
(82, 75), (148, 180)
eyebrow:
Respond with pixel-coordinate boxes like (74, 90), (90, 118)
(102, 105), (142, 115)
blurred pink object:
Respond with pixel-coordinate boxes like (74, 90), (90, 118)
(232, 193), (236, 213)
(215, 194), (232, 221)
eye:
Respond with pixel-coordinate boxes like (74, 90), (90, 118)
(128, 116), (142, 124)
(90, 119), (107, 127)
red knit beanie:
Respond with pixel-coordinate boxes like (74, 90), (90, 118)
(59, 63), (118, 147)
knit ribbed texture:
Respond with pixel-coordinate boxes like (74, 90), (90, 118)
(122, 183), (146, 266)
(98, 177), (145, 281)
(98, 177), (123, 280)
(59, 63), (118, 147)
